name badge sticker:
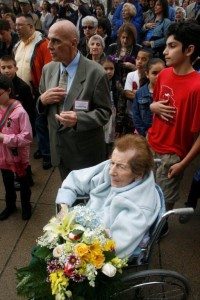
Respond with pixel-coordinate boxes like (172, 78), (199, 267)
(74, 100), (89, 111)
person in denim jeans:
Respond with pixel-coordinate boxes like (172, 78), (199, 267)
(133, 58), (165, 136)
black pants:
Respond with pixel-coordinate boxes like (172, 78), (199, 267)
(1, 169), (31, 210)
(185, 178), (200, 209)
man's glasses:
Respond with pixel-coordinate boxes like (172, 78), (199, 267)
(82, 26), (94, 30)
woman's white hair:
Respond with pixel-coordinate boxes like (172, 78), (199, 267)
(82, 16), (98, 28)
(123, 3), (137, 17)
(175, 6), (186, 18)
(88, 34), (105, 49)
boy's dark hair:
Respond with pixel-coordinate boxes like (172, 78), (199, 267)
(167, 20), (200, 62)
(0, 55), (17, 66)
(0, 19), (11, 31)
(0, 74), (13, 90)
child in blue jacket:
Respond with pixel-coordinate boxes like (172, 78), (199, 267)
(132, 58), (165, 136)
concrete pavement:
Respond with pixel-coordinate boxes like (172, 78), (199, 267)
(0, 142), (199, 299)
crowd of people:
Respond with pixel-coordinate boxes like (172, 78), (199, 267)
(0, 0), (199, 255)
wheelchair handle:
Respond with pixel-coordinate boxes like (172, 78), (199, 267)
(171, 207), (194, 215)
(163, 207), (194, 218)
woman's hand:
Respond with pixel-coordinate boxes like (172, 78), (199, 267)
(145, 22), (156, 29)
(150, 100), (176, 121)
(122, 62), (136, 70)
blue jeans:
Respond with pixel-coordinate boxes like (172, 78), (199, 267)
(35, 111), (50, 157)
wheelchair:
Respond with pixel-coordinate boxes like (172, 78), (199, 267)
(56, 186), (193, 300)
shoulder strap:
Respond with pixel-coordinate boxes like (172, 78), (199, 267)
(0, 101), (18, 129)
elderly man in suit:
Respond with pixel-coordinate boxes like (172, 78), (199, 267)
(38, 20), (111, 180)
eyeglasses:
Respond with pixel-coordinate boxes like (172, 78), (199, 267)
(82, 26), (94, 30)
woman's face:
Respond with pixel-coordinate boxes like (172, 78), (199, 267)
(149, 0), (155, 8)
(51, 6), (58, 15)
(182, 0), (189, 8)
(83, 22), (96, 39)
(42, 1), (48, 10)
(122, 6), (131, 20)
(120, 32), (133, 47)
(89, 39), (104, 56)
(154, 1), (163, 15)
(175, 9), (184, 21)
(96, 6), (104, 17)
(96, 26), (105, 37)
(109, 148), (137, 188)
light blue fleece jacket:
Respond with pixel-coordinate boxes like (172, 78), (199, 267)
(56, 160), (161, 258)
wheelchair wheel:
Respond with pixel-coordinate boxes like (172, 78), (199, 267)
(110, 269), (191, 300)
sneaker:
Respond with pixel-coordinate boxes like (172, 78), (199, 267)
(0, 206), (17, 221)
(179, 214), (192, 224)
(33, 149), (42, 159)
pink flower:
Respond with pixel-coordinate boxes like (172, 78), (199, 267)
(64, 263), (75, 277)
(68, 232), (82, 241)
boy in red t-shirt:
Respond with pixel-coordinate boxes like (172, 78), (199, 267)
(148, 20), (200, 211)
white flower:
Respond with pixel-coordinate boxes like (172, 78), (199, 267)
(102, 263), (117, 277)
(55, 293), (65, 300)
(53, 245), (64, 258)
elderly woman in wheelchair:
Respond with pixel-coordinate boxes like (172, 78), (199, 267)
(56, 134), (162, 259)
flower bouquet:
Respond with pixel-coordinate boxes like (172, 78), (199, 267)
(16, 206), (128, 300)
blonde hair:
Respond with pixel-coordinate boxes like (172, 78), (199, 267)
(123, 3), (137, 17)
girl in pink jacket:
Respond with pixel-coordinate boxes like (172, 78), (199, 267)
(0, 74), (32, 221)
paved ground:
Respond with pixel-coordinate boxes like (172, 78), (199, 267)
(0, 141), (199, 299)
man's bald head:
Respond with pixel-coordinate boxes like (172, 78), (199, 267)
(48, 20), (79, 65)
(50, 20), (79, 43)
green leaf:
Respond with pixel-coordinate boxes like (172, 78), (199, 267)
(32, 245), (52, 260)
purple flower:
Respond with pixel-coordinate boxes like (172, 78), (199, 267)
(66, 255), (80, 267)
(71, 273), (86, 282)
(47, 259), (63, 274)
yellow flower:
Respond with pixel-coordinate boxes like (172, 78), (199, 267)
(74, 243), (89, 257)
(49, 270), (69, 295)
(111, 257), (128, 268)
(90, 241), (102, 255)
(81, 252), (91, 262)
(90, 252), (105, 269)
(103, 239), (116, 251)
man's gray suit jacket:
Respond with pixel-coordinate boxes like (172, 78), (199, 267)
(38, 54), (111, 171)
